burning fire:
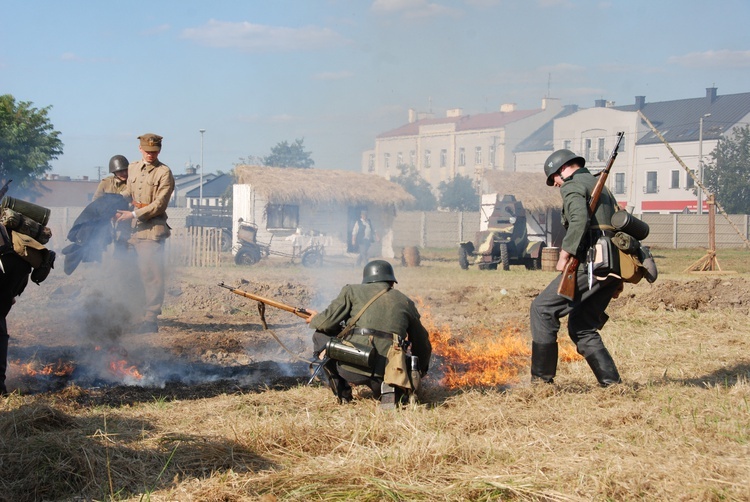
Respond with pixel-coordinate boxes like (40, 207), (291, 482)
(18, 359), (76, 378)
(95, 346), (143, 381)
(420, 304), (581, 388)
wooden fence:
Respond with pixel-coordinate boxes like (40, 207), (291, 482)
(166, 227), (224, 267)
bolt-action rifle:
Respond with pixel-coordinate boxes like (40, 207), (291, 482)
(557, 131), (624, 301)
(218, 282), (312, 325)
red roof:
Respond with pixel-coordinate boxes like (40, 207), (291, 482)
(377, 109), (543, 138)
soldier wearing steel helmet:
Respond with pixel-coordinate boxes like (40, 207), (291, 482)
(93, 155), (133, 258)
(306, 260), (431, 407)
(93, 155), (130, 200)
(530, 148), (623, 387)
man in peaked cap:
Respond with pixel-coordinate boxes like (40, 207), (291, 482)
(116, 133), (175, 334)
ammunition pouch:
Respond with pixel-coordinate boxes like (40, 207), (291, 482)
(383, 333), (413, 390)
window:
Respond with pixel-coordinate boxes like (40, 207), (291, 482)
(440, 149), (447, 168)
(383, 153), (390, 169)
(615, 173), (625, 194)
(409, 150), (416, 166)
(424, 149), (431, 168)
(489, 144), (496, 166)
(266, 204), (299, 229)
(645, 172), (658, 194)
(584, 139), (592, 160)
(458, 147), (466, 166)
(563, 140), (571, 150)
(474, 146), (482, 165)
(670, 170), (680, 189)
(397, 152), (403, 166)
(686, 171), (695, 189)
(368, 154), (375, 172)
(597, 138), (606, 161)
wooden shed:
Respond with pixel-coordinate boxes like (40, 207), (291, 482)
(233, 165), (414, 259)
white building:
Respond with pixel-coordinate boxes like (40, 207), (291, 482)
(362, 99), (563, 187)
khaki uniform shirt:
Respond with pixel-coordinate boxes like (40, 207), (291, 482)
(560, 167), (618, 260)
(310, 282), (432, 376)
(122, 159), (175, 241)
(92, 176), (128, 201)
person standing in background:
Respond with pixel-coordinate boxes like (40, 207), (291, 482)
(351, 210), (377, 266)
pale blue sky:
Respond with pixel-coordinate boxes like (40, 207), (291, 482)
(2, 0), (749, 180)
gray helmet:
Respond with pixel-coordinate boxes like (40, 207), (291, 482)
(109, 155), (129, 173)
(543, 149), (585, 186)
(362, 260), (397, 284)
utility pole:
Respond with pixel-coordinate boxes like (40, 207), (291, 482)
(199, 129), (206, 209)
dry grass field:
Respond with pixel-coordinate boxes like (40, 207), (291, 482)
(1, 247), (749, 501)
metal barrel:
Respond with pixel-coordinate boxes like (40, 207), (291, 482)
(326, 338), (375, 369)
(0, 196), (51, 226)
(611, 211), (649, 240)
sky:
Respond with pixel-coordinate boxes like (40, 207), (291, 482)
(2, 0), (749, 181)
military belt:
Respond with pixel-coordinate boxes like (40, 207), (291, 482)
(133, 201), (149, 209)
(351, 327), (396, 339)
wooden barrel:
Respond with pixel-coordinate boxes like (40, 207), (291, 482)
(541, 247), (559, 272)
(402, 246), (421, 267)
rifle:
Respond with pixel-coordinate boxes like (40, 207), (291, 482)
(0, 179), (12, 201)
(557, 131), (624, 301)
(218, 282), (312, 322)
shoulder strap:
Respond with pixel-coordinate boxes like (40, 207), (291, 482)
(336, 285), (391, 339)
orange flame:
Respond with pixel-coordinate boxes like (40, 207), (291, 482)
(18, 359), (76, 377)
(419, 302), (581, 389)
(108, 359), (143, 380)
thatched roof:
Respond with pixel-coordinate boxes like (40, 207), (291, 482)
(235, 165), (415, 207)
(481, 171), (562, 212)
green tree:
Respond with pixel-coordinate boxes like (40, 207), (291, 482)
(438, 174), (480, 211)
(703, 125), (750, 214)
(390, 164), (437, 210)
(0, 94), (63, 189)
(263, 138), (315, 168)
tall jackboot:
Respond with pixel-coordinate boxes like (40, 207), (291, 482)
(0, 332), (9, 395)
(531, 341), (558, 384)
(585, 348), (622, 387)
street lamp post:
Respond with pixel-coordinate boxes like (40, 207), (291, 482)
(199, 129), (206, 209)
(697, 114), (710, 215)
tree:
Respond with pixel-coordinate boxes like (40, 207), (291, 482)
(390, 164), (437, 210)
(262, 138), (315, 169)
(438, 174), (480, 211)
(0, 95), (63, 189)
(703, 125), (750, 214)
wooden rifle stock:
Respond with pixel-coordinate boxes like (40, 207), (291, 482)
(556, 132), (624, 300)
(218, 282), (312, 319)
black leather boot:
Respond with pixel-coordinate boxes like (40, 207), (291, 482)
(0, 332), (9, 395)
(531, 341), (558, 384)
(585, 348), (622, 387)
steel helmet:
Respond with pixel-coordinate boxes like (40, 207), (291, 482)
(362, 260), (397, 284)
(109, 155), (130, 173)
(543, 149), (585, 186)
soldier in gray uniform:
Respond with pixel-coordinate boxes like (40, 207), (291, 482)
(116, 133), (175, 334)
(307, 260), (431, 406)
(529, 149), (623, 387)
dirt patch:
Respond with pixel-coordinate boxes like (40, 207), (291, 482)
(615, 276), (750, 312)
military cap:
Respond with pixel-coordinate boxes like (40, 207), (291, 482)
(138, 133), (163, 152)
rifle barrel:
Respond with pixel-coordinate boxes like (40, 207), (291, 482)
(219, 282), (311, 319)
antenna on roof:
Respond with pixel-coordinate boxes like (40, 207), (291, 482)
(547, 73), (551, 98)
